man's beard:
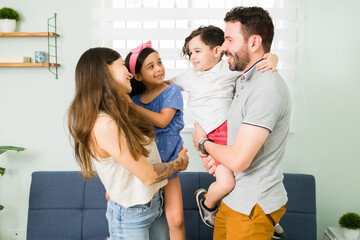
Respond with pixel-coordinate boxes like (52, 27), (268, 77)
(226, 48), (250, 72)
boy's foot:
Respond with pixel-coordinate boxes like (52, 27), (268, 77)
(273, 223), (286, 239)
(194, 188), (218, 228)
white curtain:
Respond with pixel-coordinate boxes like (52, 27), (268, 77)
(92, 0), (299, 130)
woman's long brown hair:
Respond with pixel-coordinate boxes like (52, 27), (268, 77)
(68, 48), (155, 180)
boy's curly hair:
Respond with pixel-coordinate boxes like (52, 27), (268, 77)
(182, 25), (224, 59)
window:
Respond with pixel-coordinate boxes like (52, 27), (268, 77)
(92, 0), (299, 131)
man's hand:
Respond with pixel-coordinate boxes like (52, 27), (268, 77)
(200, 152), (217, 176)
(192, 122), (207, 150)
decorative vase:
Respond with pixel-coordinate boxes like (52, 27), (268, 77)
(0, 19), (16, 32)
(343, 228), (360, 240)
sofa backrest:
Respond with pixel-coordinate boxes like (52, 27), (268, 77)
(179, 172), (317, 240)
(27, 171), (316, 240)
(27, 171), (107, 240)
(281, 173), (317, 239)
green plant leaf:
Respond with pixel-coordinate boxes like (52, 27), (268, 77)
(0, 146), (25, 155)
(339, 212), (360, 230)
(0, 7), (21, 21)
(0, 146), (25, 213)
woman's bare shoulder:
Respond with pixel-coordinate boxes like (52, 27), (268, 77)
(93, 115), (118, 136)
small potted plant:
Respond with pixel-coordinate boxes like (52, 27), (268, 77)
(0, 146), (25, 211)
(339, 212), (360, 240)
(0, 7), (21, 32)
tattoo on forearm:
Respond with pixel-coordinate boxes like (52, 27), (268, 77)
(153, 157), (184, 182)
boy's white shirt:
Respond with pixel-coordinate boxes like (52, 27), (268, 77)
(170, 59), (241, 134)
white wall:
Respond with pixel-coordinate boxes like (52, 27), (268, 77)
(0, 0), (360, 239)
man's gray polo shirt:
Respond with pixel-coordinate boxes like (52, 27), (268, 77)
(223, 60), (291, 215)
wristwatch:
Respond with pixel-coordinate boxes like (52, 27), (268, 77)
(198, 138), (214, 155)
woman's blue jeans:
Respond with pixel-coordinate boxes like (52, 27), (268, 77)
(106, 189), (169, 240)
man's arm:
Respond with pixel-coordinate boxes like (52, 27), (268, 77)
(193, 122), (269, 173)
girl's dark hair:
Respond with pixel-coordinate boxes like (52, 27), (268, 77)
(224, 6), (274, 52)
(125, 47), (157, 97)
(68, 47), (155, 180)
(182, 25), (225, 59)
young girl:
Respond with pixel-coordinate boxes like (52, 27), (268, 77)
(68, 47), (189, 240)
(125, 41), (186, 240)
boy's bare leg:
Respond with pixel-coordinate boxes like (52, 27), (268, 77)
(204, 164), (235, 209)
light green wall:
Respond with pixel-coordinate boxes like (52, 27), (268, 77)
(287, 0), (360, 239)
(0, 0), (360, 239)
(0, 0), (93, 238)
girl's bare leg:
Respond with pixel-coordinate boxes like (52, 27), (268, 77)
(164, 176), (185, 240)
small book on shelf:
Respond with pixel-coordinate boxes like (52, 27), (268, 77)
(0, 57), (31, 63)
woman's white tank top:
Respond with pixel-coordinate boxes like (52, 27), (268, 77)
(93, 140), (167, 208)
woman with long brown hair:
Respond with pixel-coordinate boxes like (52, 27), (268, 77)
(68, 47), (189, 240)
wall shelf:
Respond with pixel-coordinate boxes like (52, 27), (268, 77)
(0, 63), (60, 67)
(0, 13), (60, 79)
(0, 32), (59, 37)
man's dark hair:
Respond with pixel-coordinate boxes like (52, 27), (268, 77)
(224, 6), (274, 52)
(182, 25), (224, 59)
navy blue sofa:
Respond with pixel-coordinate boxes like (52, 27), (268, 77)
(27, 171), (316, 240)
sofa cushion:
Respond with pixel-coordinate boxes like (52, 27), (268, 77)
(27, 171), (108, 240)
(27, 171), (316, 240)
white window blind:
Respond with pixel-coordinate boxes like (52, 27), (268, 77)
(92, 0), (299, 131)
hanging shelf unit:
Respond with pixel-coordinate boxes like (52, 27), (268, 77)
(0, 13), (60, 79)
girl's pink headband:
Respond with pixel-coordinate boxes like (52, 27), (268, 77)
(129, 40), (152, 75)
